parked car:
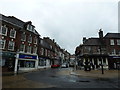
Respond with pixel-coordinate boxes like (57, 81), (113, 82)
(61, 63), (69, 68)
(51, 64), (60, 68)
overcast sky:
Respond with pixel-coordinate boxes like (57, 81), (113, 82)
(0, 0), (119, 54)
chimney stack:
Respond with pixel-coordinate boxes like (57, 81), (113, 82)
(99, 29), (103, 38)
(83, 37), (86, 44)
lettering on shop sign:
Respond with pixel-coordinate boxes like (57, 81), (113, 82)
(19, 54), (37, 59)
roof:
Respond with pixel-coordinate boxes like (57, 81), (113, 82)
(83, 38), (101, 46)
(104, 33), (120, 38)
(0, 14), (25, 28)
(0, 14), (39, 35)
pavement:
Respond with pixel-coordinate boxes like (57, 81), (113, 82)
(57, 68), (119, 79)
(1, 68), (120, 88)
(71, 69), (119, 79)
(2, 68), (48, 76)
(2, 68), (55, 88)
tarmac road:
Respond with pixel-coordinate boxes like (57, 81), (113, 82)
(24, 68), (119, 88)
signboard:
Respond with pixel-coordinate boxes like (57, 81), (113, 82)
(19, 54), (37, 59)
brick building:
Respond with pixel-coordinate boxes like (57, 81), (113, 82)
(0, 14), (40, 73)
(75, 30), (120, 70)
(0, 14), (71, 72)
(38, 37), (53, 68)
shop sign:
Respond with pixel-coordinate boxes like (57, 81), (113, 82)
(113, 56), (120, 58)
(19, 54), (37, 59)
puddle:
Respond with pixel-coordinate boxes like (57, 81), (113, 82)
(77, 80), (90, 82)
(50, 75), (58, 78)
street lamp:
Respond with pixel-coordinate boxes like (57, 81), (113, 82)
(99, 46), (104, 74)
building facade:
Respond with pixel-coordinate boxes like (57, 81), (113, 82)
(0, 14), (40, 73)
(75, 30), (120, 70)
(0, 14), (71, 73)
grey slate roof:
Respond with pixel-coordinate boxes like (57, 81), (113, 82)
(104, 33), (120, 38)
(83, 38), (101, 46)
(0, 13), (39, 35)
(0, 14), (25, 28)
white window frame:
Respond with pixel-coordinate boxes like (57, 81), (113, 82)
(8, 41), (15, 51)
(33, 47), (37, 54)
(41, 40), (43, 44)
(27, 24), (33, 31)
(34, 37), (37, 44)
(0, 40), (6, 49)
(110, 39), (115, 45)
(41, 48), (44, 55)
(117, 40), (120, 45)
(111, 49), (116, 55)
(19, 44), (25, 52)
(48, 50), (50, 56)
(27, 46), (31, 53)
(45, 49), (47, 56)
(28, 35), (32, 43)
(10, 28), (16, 38)
(21, 32), (26, 41)
(0, 25), (8, 36)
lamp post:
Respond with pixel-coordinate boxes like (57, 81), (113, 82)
(99, 46), (104, 74)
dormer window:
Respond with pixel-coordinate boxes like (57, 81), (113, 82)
(28, 34), (32, 43)
(27, 24), (34, 31)
(0, 25), (8, 36)
(10, 28), (16, 38)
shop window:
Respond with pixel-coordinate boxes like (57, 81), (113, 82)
(28, 35), (32, 43)
(19, 44), (25, 52)
(8, 41), (15, 50)
(27, 46), (31, 53)
(21, 32), (26, 41)
(39, 59), (46, 66)
(33, 47), (37, 54)
(117, 40), (120, 45)
(0, 25), (8, 36)
(0, 59), (5, 66)
(20, 61), (35, 68)
(0, 40), (6, 49)
(110, 39), (115, 45)
(10, 29), (16, 38)
(26, 61), (35, 68)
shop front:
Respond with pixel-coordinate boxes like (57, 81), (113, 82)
(38, 57), (51, 68)
(14, 53), (38, 73)
(0, 51), (16, 72)
(108, 56), (120, 69)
